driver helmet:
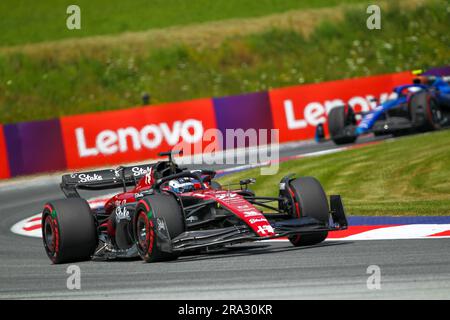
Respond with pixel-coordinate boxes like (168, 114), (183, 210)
(168, 177), (195, 193)
(407, 86), (422, 93)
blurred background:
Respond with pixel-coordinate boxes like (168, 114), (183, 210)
(0, 0), (448, 124)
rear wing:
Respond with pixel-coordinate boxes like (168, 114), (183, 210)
(61, 163), (154, 198)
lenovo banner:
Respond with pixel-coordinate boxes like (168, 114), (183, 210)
(0, 125), (10, 179)
(61, 98), (218, 169)
(268, 72), (414, 142)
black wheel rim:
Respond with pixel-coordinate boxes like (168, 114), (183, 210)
(137, 213), (149, 251)
(44, 216), (55, 253)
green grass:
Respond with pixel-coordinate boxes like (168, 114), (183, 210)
(218, 130), (450, 216)
(0, 0), (448, 124)
(0, 0), (364, 46)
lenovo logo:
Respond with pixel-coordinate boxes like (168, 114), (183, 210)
(284, 92), (396, 129)
(75, 120), (203, 157)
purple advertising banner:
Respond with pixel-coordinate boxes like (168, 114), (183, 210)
(213, 91), (274, 148)
(422, 65), (450, 76)
(4, 119), (67, 176)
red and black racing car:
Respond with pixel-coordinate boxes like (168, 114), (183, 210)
(42, 151), (348, 264)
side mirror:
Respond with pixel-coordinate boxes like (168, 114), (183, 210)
(158, 150), (183, 163)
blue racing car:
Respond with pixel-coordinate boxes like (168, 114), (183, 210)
(324, 73), (450, 145)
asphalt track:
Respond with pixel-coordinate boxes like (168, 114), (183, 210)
(1, 136), (449, 299)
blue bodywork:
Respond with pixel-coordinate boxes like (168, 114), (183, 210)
(355, 77), (450, 135)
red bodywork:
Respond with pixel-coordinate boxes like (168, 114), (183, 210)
(186, 190), (275, 237)
(102, 168), (274, 238)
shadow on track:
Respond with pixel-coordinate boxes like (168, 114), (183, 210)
(90, 241), (353, 264)
(165, 240), (353, 264)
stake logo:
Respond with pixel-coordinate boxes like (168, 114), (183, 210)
(115, 206), (131, 224)
(71, 173), (103, 183)
(131, 166), (152, 176)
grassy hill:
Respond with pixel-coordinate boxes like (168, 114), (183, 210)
(0, 0), (448, 124)
(0, 0), (365, 46)
(218, 130), (450, 216)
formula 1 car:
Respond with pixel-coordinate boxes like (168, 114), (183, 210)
(42, 151), (348, 264)
(325, 74), (450, 145)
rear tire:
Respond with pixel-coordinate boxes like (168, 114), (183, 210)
(328, 106), (357, 145)
(287, 177), (330, 246)
(135, 194), (185, 263)
(42, 198), (98, 264)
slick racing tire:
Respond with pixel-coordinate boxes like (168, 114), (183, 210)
(42, 198), (98, 264)
(410, 91), (442, 131)
(328, 106), (357, 145)
(288, 177), (329, 246)
(135, 194), (185, 263)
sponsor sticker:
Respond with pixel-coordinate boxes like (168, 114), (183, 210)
(257, 225), (275, 236)
(242, 210), (262, 218)
(249, 218), (267, 224)
(76, 173), (103, 183)
(132, 166), (152, 176)
(115, 206), (130, 224)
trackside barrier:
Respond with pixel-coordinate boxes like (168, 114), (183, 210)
(2, 69), (445, 179)
(0, 125), (10, 179)
(2, 119), (66, 177)
(60, 98), (218, 170)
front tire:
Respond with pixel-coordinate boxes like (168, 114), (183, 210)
(135, 194), (185, 263)
(328, 106), (357, 145)
(287, 177), (330, 246)
(410, 92), (442, 131)
(42, 198), (98, 264)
